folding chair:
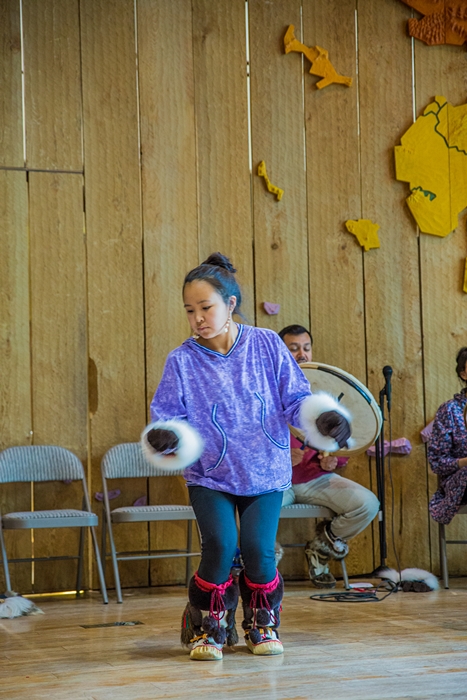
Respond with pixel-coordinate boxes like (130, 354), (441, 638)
(279, 503), (350, 588)
(438, 504), (467, 588)
(0, 445), (108, 603)
(101, 442), (201, 603)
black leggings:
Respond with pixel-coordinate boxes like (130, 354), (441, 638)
(188, 486), (283, 585)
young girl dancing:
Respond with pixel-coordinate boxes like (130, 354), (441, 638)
(142, 252), (350, 660)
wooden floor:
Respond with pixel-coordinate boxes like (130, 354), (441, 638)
(1, 578), (467, 700)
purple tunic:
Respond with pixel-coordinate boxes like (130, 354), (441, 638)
(150, 325), (312, 496)
(427, 391), (467, 524)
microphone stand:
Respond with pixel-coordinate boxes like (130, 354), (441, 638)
(335, 366), (392, 583)
(342, 382), (388, 582)
(374, 385), (388, 568)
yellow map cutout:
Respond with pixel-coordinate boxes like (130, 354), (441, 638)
(345, 219), (380, 252)
(395, 96), (467, 237)
(284, 25), (352, 90)
(464, 259), (467, 293)
(258, 161), (284, 201)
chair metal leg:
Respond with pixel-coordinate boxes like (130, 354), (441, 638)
(89, 526), (108, 604)
(101, 510), (107, 567)
(340, 556), (350, 590)
(107, 517), (123, 604)
(0, 524), (12, 591)
(76, 526), (85, 597)
(439, 522), (449, 589)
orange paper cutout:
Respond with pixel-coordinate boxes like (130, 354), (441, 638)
(257, 161), (284, 201)
(400, 1), (467, 46)
(284, 25), (352, 90)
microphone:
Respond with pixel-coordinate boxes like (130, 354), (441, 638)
(382, 366), (393, 412)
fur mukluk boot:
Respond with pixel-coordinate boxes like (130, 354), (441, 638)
(274, 541), (284, 566)
(181, 572), (239, 661)
(0, 592), (43, 618)
(305, 520), (347, 588)
(307, 520), (349, 561)
(239, 570), (284, 656)
(373, 566), (440, 592)
(304, 544), (336, 589)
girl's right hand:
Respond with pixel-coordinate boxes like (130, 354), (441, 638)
(146, 428), (179, 454)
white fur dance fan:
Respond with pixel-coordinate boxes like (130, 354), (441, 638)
(373, 567), (439, 592)
(0, 591), (43, 618)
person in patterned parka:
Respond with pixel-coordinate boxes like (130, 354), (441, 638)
(428, 347), (467, 525)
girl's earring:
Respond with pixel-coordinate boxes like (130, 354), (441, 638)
(192, 332), (200, 340)
(224, 311), (232, 333)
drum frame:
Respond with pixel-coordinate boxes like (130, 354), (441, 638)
(291, 362), (382, 457)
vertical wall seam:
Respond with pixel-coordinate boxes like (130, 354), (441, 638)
(19, 0), (34, 585)
(191, 0), (201, 263)
(245, 0), (256, 327)
(19, 0), (26, 165)
(354, 1), (376, 570)
(22, 0), (33, 586)
(134, 0), (152, 590)
(300, 1), (312, 334)
(77, 0), (94, 589)
(411, 31), (432, 574)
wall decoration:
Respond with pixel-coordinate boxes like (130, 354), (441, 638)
(95, 489), (121, 501)
(263, 302), (280, 315)
(399, 1), (467, 46)
(395, 96), (467, 237)
(133, 495), (148, 507)
(257, 160), (284, 200)
(284, 25), (352, 90)
(345, 219), (380, 251)
(366, 437), (412, 456)
(420, 419), (434, 442)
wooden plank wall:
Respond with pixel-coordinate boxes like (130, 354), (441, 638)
(301, 0), (372, 578)
(1, 0), (466, 594)
(416, 39), (467, 576)
(1, 0), (32, 594)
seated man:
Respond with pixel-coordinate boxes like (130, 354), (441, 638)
(279, 324), (379, 588)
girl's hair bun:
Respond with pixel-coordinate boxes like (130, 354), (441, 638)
(202, 252), (237, 274)
(184, 251), (243, 315)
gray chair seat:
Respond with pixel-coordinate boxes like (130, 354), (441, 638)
(110, 504), (197, 523)
(3, 510), (98, 529)
(280, 504), (335, 519)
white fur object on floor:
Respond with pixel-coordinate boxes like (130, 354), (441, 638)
(0, 592), (44, 618)
(374, 567), (440, 591)
(299, 393), (354, 452)
(141, 419), (204, 472)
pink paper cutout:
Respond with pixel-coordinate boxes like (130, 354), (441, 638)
(366, 438), (412, 457)
(420, 420), (434, 443)
(94, 489), (121, 502)
(133, 495), (147, 507)
(263, 302), (280, 315)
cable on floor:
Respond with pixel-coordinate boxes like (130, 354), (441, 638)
(309, 580), (399, 603)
